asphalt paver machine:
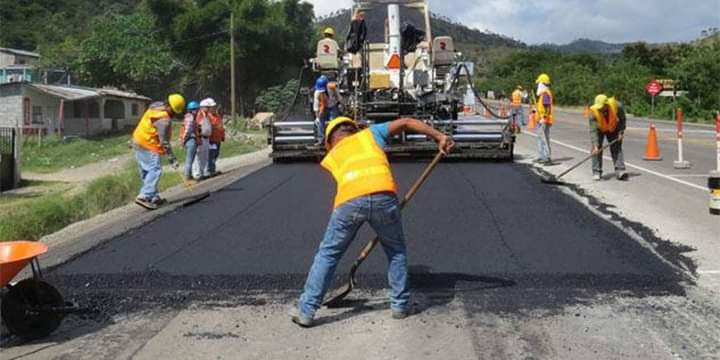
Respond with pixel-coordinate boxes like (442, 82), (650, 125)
(268, 0), (514, 161)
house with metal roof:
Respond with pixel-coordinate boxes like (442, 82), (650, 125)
(0, 82), (151, 137)
(0, 47), (41, 84)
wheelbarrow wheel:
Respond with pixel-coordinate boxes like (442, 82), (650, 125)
(1, 279), (65, 340)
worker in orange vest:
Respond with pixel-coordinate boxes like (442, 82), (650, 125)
(535, 73), (554, 165)
(589, 94), (627, 181)
(203, 98), (225, 176)
(292, 116), (453, 328)
(132, 94), (185, 209)
(313, 75), (329, 145)
(510, 85), (525, 133)
(179, 100), (201, 186)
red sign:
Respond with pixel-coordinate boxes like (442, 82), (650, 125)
(645, 80), (663, 97)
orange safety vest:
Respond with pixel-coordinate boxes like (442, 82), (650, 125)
(133, 107), (171, 154)
(179, 112), (201, 145)
(511, 90), (523, 107)
(591, 98), (619, 134)
(536, 89), (554, 125)
(321, 129), (397, 208)
(208, 112), (225, 143)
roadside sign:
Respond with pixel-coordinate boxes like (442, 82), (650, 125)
(645, 80), (663, 97)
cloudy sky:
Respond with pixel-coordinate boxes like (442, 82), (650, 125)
(307, 0), (720, 44)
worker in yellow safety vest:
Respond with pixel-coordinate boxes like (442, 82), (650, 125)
(293, 116), (453, 328)
(132, 94), (185, 209)
(511, 85), (526, 132)
(535, 73), (554, 165)
(589, 94), (627, 181)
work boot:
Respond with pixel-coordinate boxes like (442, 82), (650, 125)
(391, 308), (413, 320)
(289, 307), (313, 328)
(616, 171), (628, 181)
(135, 196), (158, 210)
(184, 177), (198, 187)
(592, 173), (602, 181)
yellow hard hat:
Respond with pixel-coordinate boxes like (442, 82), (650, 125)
(324, 116), (357, 148)
(516, 85), (523, 90)
(168, 94), (186, 114)
(591, 94), (608, 111)
(535, 73), (551, 84)
(323, 27), (335, 36)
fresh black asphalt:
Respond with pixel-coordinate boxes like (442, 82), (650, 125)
(50, 161), (687, 302)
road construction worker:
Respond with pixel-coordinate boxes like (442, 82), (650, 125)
(194, 99), (214, 179)
(206, 99), (225, 176)
(313, 75), (329, 144)
(293, 116), (454, 328)
(535, 73), (554, 164)
(326, 81), (342, 121)
(179, 100), (201, 186)
(316, 27), (340, 70)
(511, 85), (526, 131)
(589, 94), (627, 181)
(132, 94), (184, 209)
(345, 10), (367, 54)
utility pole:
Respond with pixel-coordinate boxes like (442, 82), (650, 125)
(230, 10), (236, 126)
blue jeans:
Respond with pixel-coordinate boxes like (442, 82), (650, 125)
(134, 148), (162, 200)
(536, 122), (552, 161)
(298, 192), (409, 320)
(328, 106), (339, 122)
(511, 106), (525, 126)
(208, 142), (221, 174)
(183, 137), (198, 178)
(317, 111), (329, 142)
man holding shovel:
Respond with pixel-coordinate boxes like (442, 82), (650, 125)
(589, 94), (627, 181)
(293, 117), (453, 328)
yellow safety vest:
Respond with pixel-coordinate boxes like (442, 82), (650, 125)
(133, 107), (171, 154)
(536, 89), (554, 125)
(321, 129), (397, 208)
(591, 98), (619, 134)
(511, 90), (523, 106)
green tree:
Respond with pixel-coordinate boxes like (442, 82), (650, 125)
(73, 11), (175, 89)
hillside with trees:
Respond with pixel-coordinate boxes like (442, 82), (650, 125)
(477, 36), (720, 122)
(2, 1), (717, 121)
(0, 0), (314, 114)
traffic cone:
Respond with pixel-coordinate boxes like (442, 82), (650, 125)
(643, 122), (662, 161)
(527, 108), (537, 129)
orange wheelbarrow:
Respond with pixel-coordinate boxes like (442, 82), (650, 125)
(1, 241), (77, 340)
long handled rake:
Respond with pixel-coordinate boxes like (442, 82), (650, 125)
(323, 151), (445, 307)
(540, 137), (622, 185)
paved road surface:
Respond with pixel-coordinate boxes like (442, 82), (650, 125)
(4, 158), (719, 359)
(543, 108), (717, 189)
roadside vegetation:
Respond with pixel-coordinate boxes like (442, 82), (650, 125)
(475, 38), (720, 123)
(0, 165), (180, 240)
(2, 123), (265, 241)
(21, 133), (130, 173)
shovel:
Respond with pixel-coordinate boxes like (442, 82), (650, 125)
(541, 137), (622, 185)
(323, 151), (445, 307)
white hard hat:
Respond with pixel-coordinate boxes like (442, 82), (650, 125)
(200, 98), (217, 107)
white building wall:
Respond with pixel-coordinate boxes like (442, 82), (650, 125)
(0, 94), (22, 128)
(23, 86), (62, 132)
(0, 52), (15, 67)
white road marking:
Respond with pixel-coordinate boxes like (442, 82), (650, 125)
(698, 270), (720, 275)
(670, 174), (712, 178)
(625, 127), (715, 135)
(522, 131), (708, 192)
